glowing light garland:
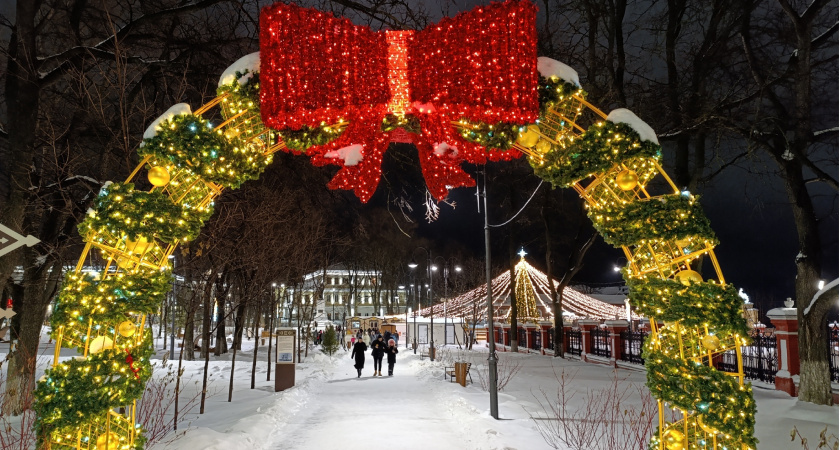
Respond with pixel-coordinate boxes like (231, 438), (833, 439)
(34, 2), (756, 449)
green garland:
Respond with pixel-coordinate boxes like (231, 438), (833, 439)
(589, 194), (719, 248)
(644, 348), (757, 449)
(50, 270), (171, 345)
(457, 121), (524, 150)
(279, 124), (344, 152)
(35, 334), (154, 442)
(216, 70), (260, 108)
(139, 114), (271, 188)
(538, 76), (585, 112)
(78, 182), (211, 244)
(381, 114), (420, 134)
(627, 274), (750, 337)
(458, 77), (586, 151)
(531, 120), (661, 187)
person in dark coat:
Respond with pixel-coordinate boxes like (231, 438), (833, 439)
(383, 330), (392, 343)
(351, 339), (368, 378)
(369, 335), (387, 376)
(386, 339), (399, 376)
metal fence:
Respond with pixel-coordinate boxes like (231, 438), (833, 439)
(716, 332), (778, 383)
(546, 327), (554, 351)
(620, 330), (647, 364)
(829, 325), (838, 383)
(530, 328), (541, 350)
(519, 327), (527, 348)
(590, 328), (611, 358)
(566, 328), (582, 356)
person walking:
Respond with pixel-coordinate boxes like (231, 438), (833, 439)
(386, 339), (399, 376)
(351, 338), (368, 378)
(369, 334), (387, 376)
(362, 332), (371, 346)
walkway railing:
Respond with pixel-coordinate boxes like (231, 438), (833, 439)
(716, 332), (778, 383)
(620, 330), (647, 364)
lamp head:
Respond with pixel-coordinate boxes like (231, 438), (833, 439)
(408, 260), (418, 269)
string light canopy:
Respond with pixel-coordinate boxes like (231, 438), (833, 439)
(418, 257), (632, 321)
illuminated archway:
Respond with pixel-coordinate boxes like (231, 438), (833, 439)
(35, 2), (755, 449)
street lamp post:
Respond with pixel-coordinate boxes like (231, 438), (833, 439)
(432, 258), (461, 347)
(168, 254), (176, 360)
(482, 169), (499, 419)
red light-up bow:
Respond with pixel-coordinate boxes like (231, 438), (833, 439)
(260, 0), (538, 202)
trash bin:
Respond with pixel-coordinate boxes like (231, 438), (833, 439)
(455, 361), (467, 387)
(429, 347), (436, 360)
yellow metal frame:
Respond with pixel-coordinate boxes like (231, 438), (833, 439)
(524, 95), (749, 450)
(46, 94), (283, 450)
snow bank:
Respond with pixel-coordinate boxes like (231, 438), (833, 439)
(142, 103), (193, 142)
(537, 57), (580, 86)
(218, 52), (260, 87)
(325, 144), (364, 166)
(606, 108), (660, 144)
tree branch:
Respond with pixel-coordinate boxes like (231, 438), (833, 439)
(38, 0), (233, 85)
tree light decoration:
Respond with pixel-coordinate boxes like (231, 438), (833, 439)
(35, 2), (756, 449)
(515, 63), (756, 449)
(507, 256), (542, 322)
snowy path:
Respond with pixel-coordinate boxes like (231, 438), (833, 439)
(274, 353), (469, 449)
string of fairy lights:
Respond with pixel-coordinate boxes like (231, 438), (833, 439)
(418, 258), (631, 321)
(518, 74), (755, 449)
(33, 1), (754, 449)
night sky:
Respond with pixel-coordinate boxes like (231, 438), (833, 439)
(365, 140), (838, 313)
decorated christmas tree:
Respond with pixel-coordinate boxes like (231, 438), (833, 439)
(508, 254), (541, 322)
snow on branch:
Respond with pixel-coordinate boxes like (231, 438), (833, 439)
(804, 278), (839, 317)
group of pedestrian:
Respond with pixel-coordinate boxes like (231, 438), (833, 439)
(351, 333), (399, 378)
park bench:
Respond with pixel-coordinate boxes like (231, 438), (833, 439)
(443, 362), (472, 384)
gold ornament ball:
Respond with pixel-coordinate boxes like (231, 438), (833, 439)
(664, 428), (685, 450)
(118, 321), (136, 338)
(89, 335), (114, 354)
(517, 124), (541, 148)
(697, 415), (717, 434)
(615, 169), (639, 191)
(675, 269), (703, 285)
(675, 237), (691, 248)
(148, 166), (171, 187)
(96, 432), (121, 450)
(535, 139), (552, 153)
(701, 334), (720, 351)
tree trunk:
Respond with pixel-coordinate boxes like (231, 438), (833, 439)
(3, 256), (56, 415)
(251, 297), (262, 389)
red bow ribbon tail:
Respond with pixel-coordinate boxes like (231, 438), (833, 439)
(124, 349), (141, 380)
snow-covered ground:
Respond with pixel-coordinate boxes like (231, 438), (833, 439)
(2, 330), (837, 449)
